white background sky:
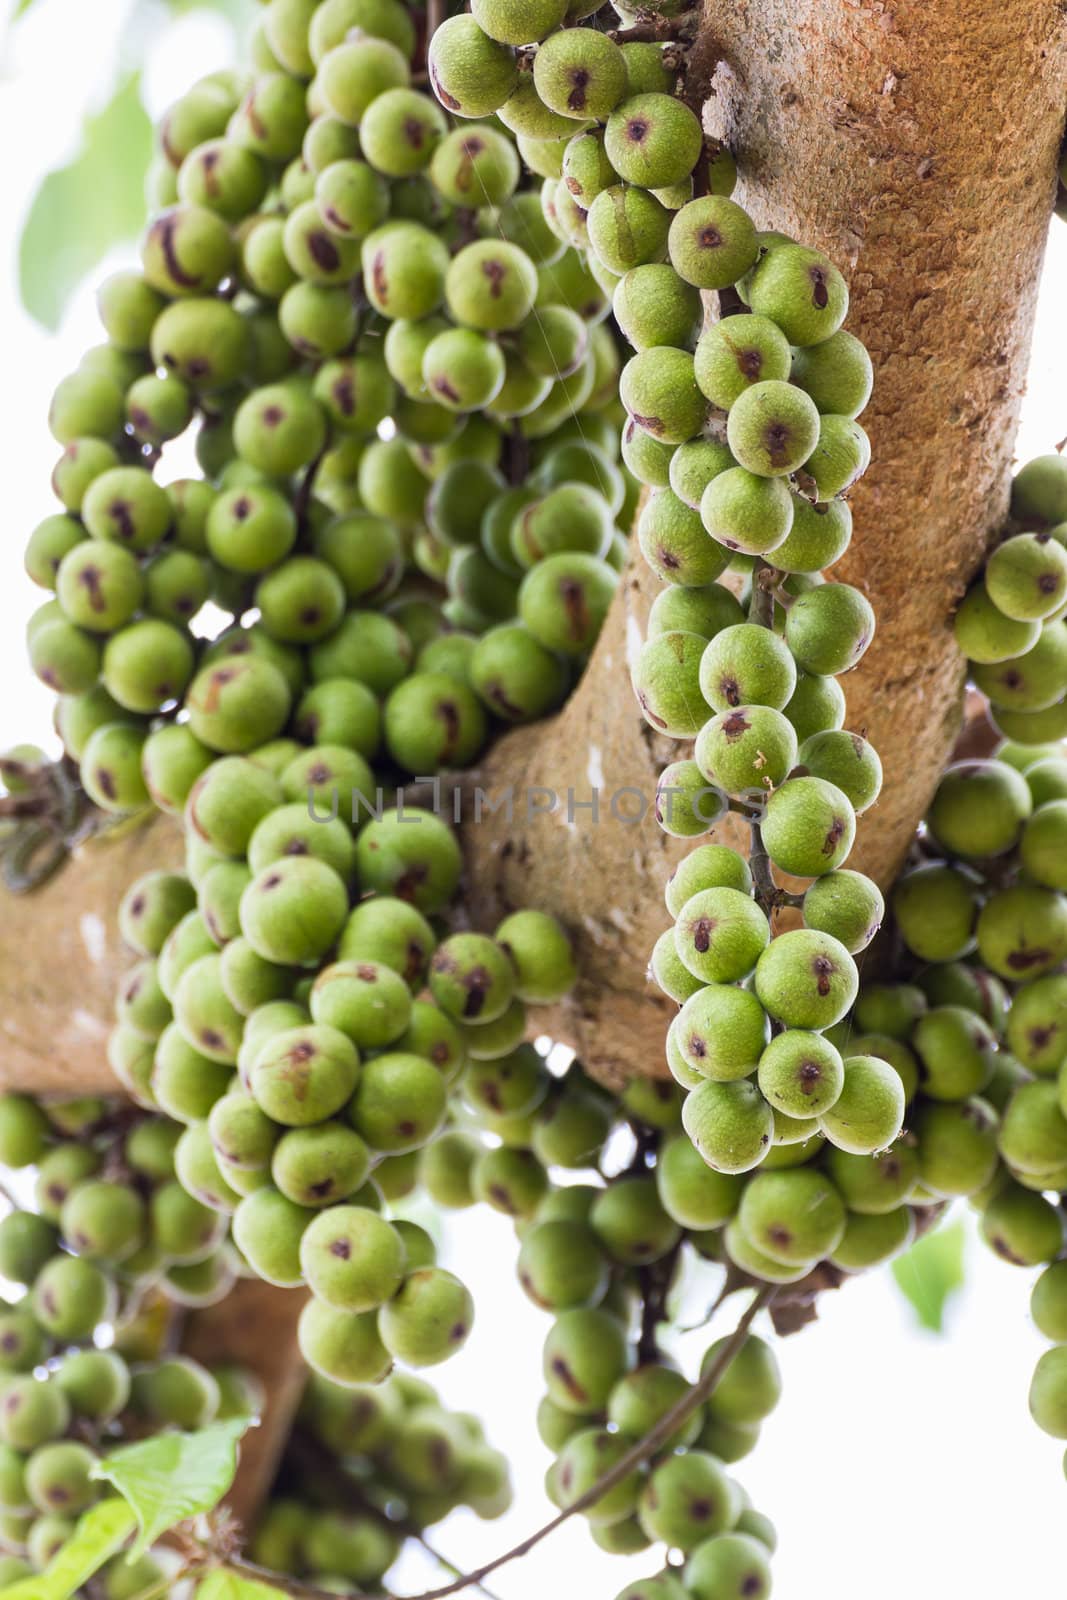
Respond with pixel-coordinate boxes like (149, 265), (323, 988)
(1, 3), (1066, 1596)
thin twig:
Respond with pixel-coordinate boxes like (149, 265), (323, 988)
(229, 1558), (348, 1598)
(637, 1235), (683, 1363)
(120, 1574), (178, 1600)
(677, 1273), (735, 1335)
(399, 769), (486, 817)
(415, 1536), (505, 1600)
(402, 1285), (776, 1600)
(718, 285), (747, 318)
(610, 17), (694, 43)
(624, 1121), (660, 1176)
(294, 442), (329, 535)
(749, 560), (776, 628)
(727, 796), (761, 819)
(0, 794), (49, 820)
(748, 816), (778, 915)
(745, 562), (788, 924)
(504, 419), (530, 488)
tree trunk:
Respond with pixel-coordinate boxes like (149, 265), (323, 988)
(0, 818), (183, 1095)
(180, 1280), (306, 1533)
(0, 0), (1062, 1533)
(699, 0), (1067, 877)
(458, 0), (1067, 1083)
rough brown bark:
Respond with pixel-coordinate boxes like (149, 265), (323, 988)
(0, 819), (182, 1094)
(180, 1280), (306, 1533)
(459, 0), (1067, 1083)
(699, 0), (1067, 879)
(0, 0), (1060, 1538)
(456, 557), (753, 1088)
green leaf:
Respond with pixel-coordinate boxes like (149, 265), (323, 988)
(891, 1218), (967, 1333)
(91, 1418), (253, 1559)
(0, 1499), (136, 1600)
(12, 0), (41, 17)
(18, 71), (153, 331)
(196, 1569), (292, 1600)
